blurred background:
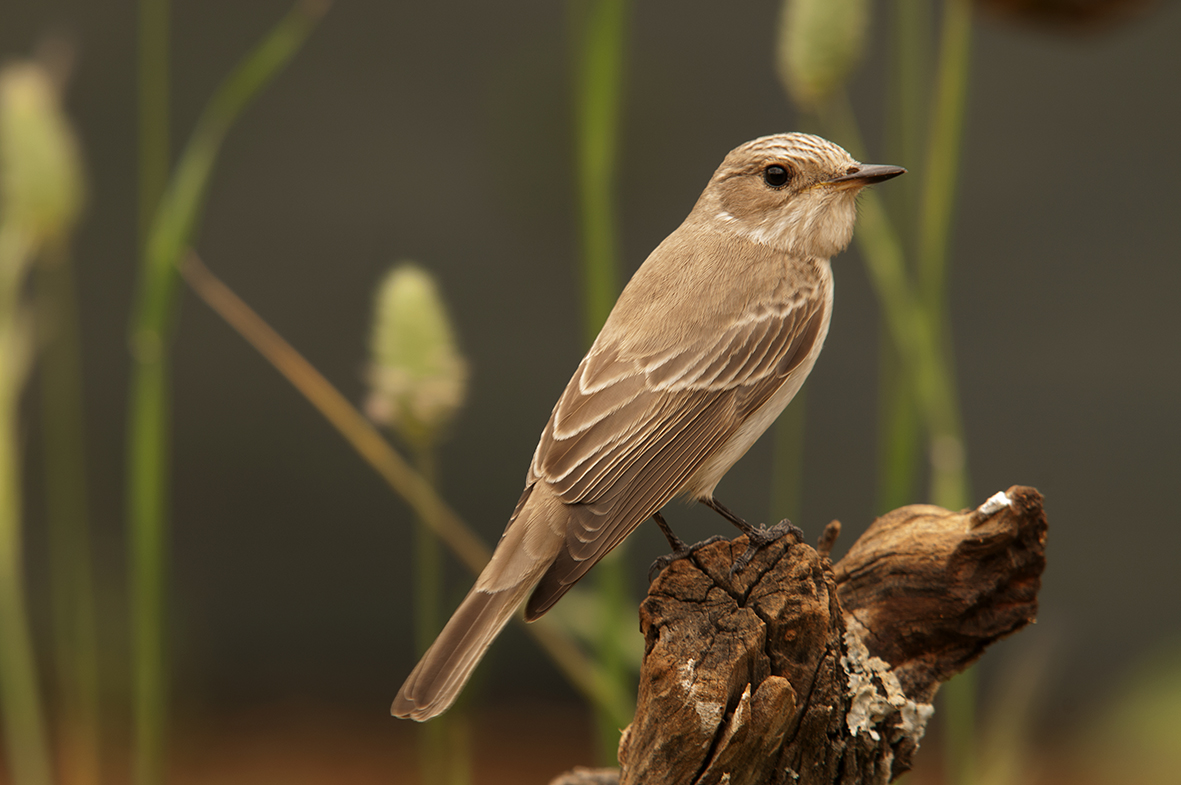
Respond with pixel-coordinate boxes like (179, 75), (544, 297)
(1, 0), (1179, 783)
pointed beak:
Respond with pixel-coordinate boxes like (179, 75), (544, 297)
(828, 164), (907, 186)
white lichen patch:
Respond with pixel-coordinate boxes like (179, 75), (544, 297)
(841, 619), (934, 746)
(977, 490), (1012, 518)
(679, 657), (725, 730)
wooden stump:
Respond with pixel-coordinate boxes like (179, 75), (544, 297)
(550, 486), (1047, 785)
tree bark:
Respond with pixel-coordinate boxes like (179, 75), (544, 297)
(549, 485), (1047, 785)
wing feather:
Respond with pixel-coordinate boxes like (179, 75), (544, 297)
(524, 286), (829, 617)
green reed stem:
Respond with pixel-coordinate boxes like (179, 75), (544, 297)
(874, 343), (922, 513)
(412, 443), (444, 785)
(875, 0), (931, 513)
(128, 5), (326, 784)
(412, 445), (442, 659)
(37, 242), (102, 785)
(572, 0), (634, 764)
(131, 3), (170, 780)
(769, 386), (807, 526)
(886, 0), (931, 251)
(918, 0), (972, 319)
(821, 95), (968, 511)
(918, 0), (971, 517)
(0, 227), (52, 785)
(921, 3), (975, 782)
(412, 443), (471, 785)
(573, 0), (627, 345)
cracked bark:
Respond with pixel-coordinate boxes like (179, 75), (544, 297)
(549, 486), (1047, 785)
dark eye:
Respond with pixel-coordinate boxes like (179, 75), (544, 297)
(763, 165), (790, 188)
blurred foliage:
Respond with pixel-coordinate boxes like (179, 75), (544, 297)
(0, 56), (88, 785)
(0, 64), (83, 249)
(1078, 642), (1181, 783)
(366, 263), (468, 451)
(777, 0), (871, 109)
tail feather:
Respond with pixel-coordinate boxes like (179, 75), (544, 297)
(391, 575), (539, 721)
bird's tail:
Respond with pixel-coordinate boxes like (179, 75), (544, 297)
(390, 570), (541, 721)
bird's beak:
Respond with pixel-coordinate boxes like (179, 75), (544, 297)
(828, 164), (907, 186)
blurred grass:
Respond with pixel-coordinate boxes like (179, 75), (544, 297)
(1078, 642), (1181, 784)
(0, 56), (88, 785)
(1, 56), (87, 785)
(126, 4), (327, 784)
(0, 226), (54, 785)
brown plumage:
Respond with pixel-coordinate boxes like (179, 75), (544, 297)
(391, 133), (904, 721)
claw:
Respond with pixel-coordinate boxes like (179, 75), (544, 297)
(648, 535), (729, 582)
(726, 519), (804, 578)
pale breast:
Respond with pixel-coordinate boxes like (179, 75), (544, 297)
(680, 265), (834, 501)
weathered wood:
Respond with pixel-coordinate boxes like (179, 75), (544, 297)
(548, 486), (1047, 785)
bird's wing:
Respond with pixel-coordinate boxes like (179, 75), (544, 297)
(523, 291), (828, 618)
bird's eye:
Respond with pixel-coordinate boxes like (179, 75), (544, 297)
(763, 165), (790, 188)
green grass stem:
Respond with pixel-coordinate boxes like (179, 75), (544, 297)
(821, 96), (969, 511)
(412, 443), (445, 785)
(411, 447), (442, 661)
(411, 445), (472, 785)
(924, 0), (980, 746)
(572, 0), (627, 345)
(127, 5), (327, 784)
(875, 0), (931, 513)
(571, 0), (635, 764)
(0, 226), (53, 785)
(769, 386), (807, 527)
(918, 0), (972, 318)
(886, 0), (932, 251)
(874, 342), (922, 513)
(942, 666), (979, 785)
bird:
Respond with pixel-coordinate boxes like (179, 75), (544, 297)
(392, 132), (904, 721)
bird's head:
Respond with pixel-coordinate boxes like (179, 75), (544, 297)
(698, 132), (905, 259)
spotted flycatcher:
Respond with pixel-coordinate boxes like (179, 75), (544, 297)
(392, 132), (905, 721)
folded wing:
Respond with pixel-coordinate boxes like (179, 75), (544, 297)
(524, 292), (828, 619)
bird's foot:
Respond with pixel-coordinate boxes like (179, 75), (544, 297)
(728, 519), (805, 578)
(647, 535), (730, 583)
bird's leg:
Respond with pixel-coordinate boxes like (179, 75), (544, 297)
(646, 511), (728, 583)
(652, 510), (687, 552)
(701, 497), (804, 575)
